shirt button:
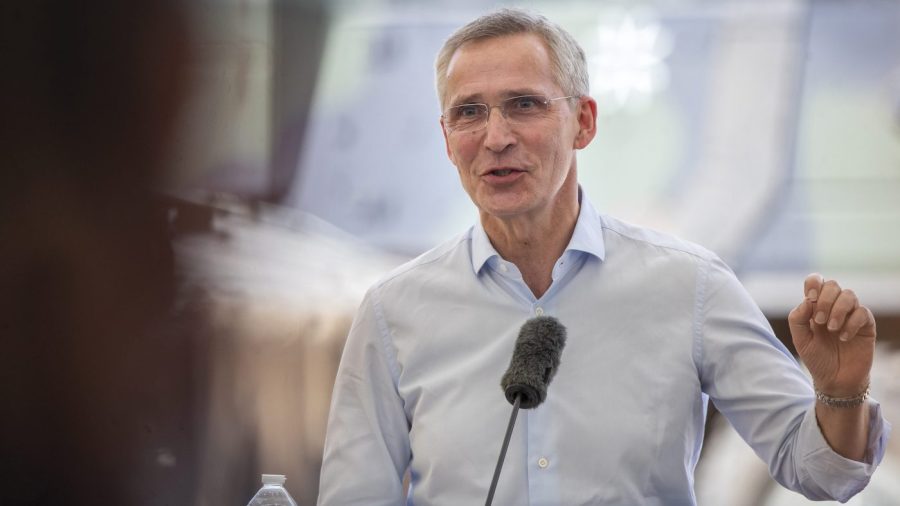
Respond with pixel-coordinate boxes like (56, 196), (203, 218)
(499, 263), (508, 272)
(537, 457), (549, 469)
(535, 307), (544, 316)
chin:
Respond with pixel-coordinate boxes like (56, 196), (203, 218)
(478, 201), (534, 219)
(470, 186), (541, 218)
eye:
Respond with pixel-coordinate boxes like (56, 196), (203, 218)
(453, 104), (485, 120)
(509, 95), (543, 111)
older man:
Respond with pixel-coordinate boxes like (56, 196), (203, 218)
(318, 8), (888, 505)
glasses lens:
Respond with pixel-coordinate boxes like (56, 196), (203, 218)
(446, 104), (487, 131)
(503, 95), (549, 121)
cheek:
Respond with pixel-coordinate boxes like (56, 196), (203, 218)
(447, 141), (475, 188)
(449, 136), (479, 168)
(527, 133), (563, 162)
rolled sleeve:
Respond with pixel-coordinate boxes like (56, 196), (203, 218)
(795, 400), (891, 502)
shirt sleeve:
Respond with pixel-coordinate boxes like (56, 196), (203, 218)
(793, 400), (890, 500)
(317, 288), (410, 506)
(697, 256), (890, 502)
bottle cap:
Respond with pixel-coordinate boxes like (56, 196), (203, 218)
(261, 474), (286, 486)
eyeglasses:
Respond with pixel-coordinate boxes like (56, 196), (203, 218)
(442, 95), (578, 133)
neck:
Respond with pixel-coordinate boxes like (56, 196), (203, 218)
(481, 181), (580, 298)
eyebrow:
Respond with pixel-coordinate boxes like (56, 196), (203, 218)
(450, 89), (545, 107)
(450, 94), (484, 107)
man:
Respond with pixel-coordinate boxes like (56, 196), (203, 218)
(318, 8), (889, 505)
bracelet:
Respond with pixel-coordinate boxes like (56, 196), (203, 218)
(814, 384), (870, 408)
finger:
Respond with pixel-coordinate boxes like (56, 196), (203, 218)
(826, 288), (858, 333)
(788, 298), (814, 348)
(804, 272), (825, 302)
(839, 306), (876, 342)
(813, 279), (842, 326)
(788, 297), (814, 328)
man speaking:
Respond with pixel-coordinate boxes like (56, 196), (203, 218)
(317, 8), (889, 505)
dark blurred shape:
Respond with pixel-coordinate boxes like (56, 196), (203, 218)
(1, 0), (332, 502)
(166, 0), (329, 203)
(0, 0), (197, 504)
(268, 1), (329, 202)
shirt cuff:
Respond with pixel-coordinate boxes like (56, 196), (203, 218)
(798, 399), (892, 502)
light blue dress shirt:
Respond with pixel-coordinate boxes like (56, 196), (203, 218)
(318, 194), (889, 505)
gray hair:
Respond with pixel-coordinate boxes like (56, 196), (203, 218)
(435, 8), (590, 109)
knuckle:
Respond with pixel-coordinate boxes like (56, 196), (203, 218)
(851, 307), (875, 329)
(818, 282), (841, 303)
(837, 298), (855, 312)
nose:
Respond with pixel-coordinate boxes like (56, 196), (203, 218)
(482, 105), (516, 153)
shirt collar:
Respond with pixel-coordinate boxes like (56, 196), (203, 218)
(470, 187), (607, 275)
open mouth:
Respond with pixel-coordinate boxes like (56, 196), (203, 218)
(487, 168), (522, 177)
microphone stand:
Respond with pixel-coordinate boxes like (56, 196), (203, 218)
(485, 394), (521, 506)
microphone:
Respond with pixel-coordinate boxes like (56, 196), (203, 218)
(501, 316), (567, 409)
(485, 316), (567, 506)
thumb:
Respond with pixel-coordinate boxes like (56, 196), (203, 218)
(788, 297), (814, 344)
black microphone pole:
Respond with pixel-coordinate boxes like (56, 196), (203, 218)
(485, 316), (567, 506)
(485, 394), (521, 506)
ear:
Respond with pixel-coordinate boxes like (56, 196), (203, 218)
(573, 96), (598, 150)
(440, 116), (458, 166)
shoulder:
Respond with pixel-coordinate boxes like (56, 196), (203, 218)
(595, 214), (746, 303)
(368, 228), (473, 297)
(597, 213), (718, 266)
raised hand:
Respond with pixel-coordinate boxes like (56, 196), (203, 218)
(788, 273), (876, 397)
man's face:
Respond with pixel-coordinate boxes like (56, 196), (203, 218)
(440, 33), (595, 221)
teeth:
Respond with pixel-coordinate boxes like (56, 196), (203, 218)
(493, 169), (513, 176)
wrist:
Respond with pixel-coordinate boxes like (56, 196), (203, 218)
(812, 375), (870, 398)
(814, 382), (870, 409)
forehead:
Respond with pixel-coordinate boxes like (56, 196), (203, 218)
(444, 33), (561, 105)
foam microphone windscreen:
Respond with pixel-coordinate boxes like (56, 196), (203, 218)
(500, 316), (567, 409)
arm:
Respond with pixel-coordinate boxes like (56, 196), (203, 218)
(788, 274), (877, 462)
(699, 260), (888, 501)
(317, 289), (410, 506)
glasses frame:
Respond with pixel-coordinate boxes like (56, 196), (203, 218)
(442, 94), (580, 133)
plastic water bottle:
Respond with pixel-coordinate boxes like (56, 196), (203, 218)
(246, 474), (298, 506)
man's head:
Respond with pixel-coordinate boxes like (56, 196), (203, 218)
(435, 8), (590, 110)
(435, 9), (597, 222)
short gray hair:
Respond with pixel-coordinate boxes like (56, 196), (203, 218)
(435, 8), (589, 109)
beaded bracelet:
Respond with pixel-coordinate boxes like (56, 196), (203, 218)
(814, 384), (870, 408)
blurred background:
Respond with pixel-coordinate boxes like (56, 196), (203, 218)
(2, 0), (898, 504)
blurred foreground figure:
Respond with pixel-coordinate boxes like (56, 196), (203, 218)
(0, 1), (197, 504)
